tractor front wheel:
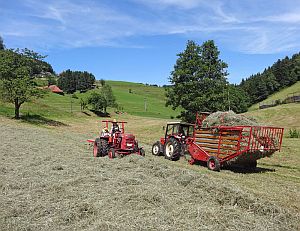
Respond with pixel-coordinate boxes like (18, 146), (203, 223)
(164, 138), (181, 161)
(93, 138), (101, 157)
(152, 141), (162, 156)
(207, 156), (221, 171)
(100, 139), (109, 156)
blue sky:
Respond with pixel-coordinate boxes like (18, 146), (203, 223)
(1, 0), (300, 85)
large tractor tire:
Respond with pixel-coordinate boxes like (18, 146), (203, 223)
(207, 156), (221, 171)
(152, 141), (162, 156)
(93, 138), (101, 157)
(100, 139), (109, 156)
(164, 137), (181, 161)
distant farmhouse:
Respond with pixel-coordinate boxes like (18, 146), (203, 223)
(44, 85), (64, 95)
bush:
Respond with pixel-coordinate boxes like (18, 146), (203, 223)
(288, 128), (300, 138)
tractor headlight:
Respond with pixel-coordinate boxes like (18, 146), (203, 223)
(127, 143), (133, 147)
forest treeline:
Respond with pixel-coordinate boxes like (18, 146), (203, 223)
(57, 69), (96, 93)
(240, 53), (300, 105)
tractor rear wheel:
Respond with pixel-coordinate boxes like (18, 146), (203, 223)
(100, 139), (109, 156)
(152, 141), (162, 156)
(164, 137), (181, 161)
(93, 138), (101, 157)
(207, 156), (221, 171)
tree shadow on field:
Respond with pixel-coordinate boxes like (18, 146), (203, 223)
(89, 110), (110, 117)
(20, 114), (68, 127)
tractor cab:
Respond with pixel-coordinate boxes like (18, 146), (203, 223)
(152, 121), (194, 159)
(164, 122), (194, 142)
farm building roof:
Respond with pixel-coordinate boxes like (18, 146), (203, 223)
(48, 85), (63, 93)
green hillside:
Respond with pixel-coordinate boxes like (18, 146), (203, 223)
(249, 81), (300, 111)
(106, 81), (180, 119)
(245, 81), (300, 132)
(0, 80), (180, 120)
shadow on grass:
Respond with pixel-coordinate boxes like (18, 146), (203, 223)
(20, 114), (68, 127)
(90, 110), (110, 117)
(82, 111), (91, 116)
(182, 157), (276, 174)
(222, 165), (276, 174)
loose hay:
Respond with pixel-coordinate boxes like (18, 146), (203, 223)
(202, 111), (260, 127)
(0, 122), (299, 231)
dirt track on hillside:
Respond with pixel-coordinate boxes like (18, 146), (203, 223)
(0, 121), (299, 231)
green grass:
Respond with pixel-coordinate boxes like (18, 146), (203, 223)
(249, 81), (300, 111)
(106, 81), (180, 119)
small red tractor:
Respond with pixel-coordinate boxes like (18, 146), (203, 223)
(88, 120), (145, 158)
(152, 113), (284, 171)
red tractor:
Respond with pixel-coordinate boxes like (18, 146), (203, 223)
(151, 122), (194, 160)
(88, 120), (145, 158)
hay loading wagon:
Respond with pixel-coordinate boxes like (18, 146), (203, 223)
(152, 113), (284, 171)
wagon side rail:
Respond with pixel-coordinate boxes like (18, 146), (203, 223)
(248, 126), (284, 152)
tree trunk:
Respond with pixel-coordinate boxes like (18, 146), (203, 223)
(14, 98), (20, 119)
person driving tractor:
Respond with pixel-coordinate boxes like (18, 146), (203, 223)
(110, 119), (120, 135)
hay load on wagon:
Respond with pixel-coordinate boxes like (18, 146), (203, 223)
(201, 111), (260, 127)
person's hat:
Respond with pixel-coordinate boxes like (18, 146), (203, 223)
(113, 119), (117, 123)
(104, 127), (108, 131)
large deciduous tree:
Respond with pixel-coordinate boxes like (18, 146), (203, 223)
(0, 49), (49, 119)
(166, 40), (229, 122)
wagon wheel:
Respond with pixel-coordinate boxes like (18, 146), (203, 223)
(152, 141), (162, 156)
(93, 138), (101, 157)
(108, 148), (116, 159)
(207, 156), (221, 171)
(164, 137), (181, 161)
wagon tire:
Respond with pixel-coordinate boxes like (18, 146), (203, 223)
(108, 148), (116, 159)
(93, 138), (101, 157)
(207, 156), (221, 171)
(152, 141), (162, 156)
(164, 137), (181, 161)
(100, 139), (109, 156)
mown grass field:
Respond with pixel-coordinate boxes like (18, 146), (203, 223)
(0, 115), (299, 231)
